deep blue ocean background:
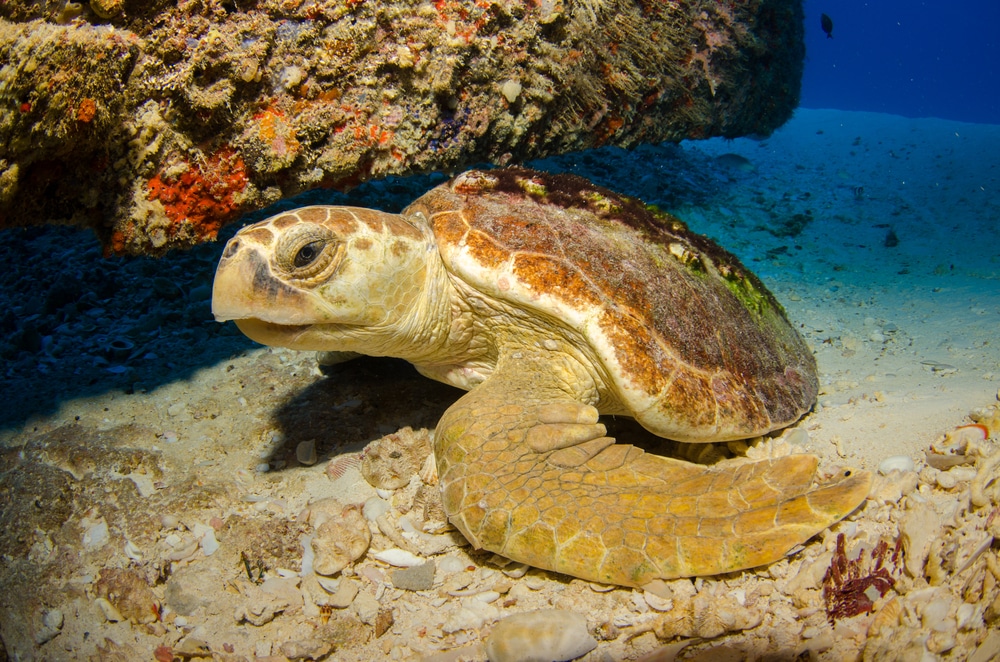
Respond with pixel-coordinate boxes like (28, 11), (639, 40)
(801, 0), (999, 124)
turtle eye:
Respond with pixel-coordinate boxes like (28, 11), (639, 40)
(294, 240), (323, 268)
(277, 226), (342, 280)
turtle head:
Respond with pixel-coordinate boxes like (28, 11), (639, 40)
(212, 206), (435, 352)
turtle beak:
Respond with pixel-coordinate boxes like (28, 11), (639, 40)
(212, 241), (321, 347)
(212, 235), (314, 323)
(211, 238), (283, 322)
(212, 240), (255, 323)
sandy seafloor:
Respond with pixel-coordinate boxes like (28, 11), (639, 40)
(1, 108), (999, 661)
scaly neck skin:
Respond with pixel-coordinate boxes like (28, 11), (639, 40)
(377, 247), (472, 366)
(308, 241), (473, 369)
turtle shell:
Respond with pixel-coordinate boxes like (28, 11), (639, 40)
(406, 167), (817, 442)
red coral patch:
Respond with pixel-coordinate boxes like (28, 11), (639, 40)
(147, 148), (248, 242)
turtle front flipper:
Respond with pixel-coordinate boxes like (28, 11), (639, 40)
(433, 354), (872, 588)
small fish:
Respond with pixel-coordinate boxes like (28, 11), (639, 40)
(821, 13), (834, 39)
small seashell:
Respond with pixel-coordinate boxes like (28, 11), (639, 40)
(643, 591), (674, 612)
(124, 540), (142, 561)
(95, 597), (123, 622)
(954, 532), (994, 575)
(878, 455), (915, 475)
(371, 548), (425, 567)
(945, 424), (989, 447)
(362, 497), (390, 522)
(326, 452), (360, 481)
(867, 597), (902, 637)
(485, 610), (598, 662)
(199, 528), (219, 556)
(523, 575), (547, 590)
(419, 453), (439, 485)
(315, 575), (339, 593)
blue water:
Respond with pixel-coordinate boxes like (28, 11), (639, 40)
(800, 0), (1000, 124)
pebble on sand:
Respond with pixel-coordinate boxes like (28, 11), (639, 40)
(391, 561), (436, 591)
(484, 609), (597, 662)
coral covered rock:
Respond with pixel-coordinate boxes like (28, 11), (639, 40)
(0, 0), (805, 254)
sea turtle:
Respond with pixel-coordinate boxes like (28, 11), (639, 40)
(212, 167), (871, 587)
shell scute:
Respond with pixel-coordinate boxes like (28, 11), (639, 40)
(511, 254), (602, 307)
(596, 310), (669, 394)
(463, 228), (509, 270)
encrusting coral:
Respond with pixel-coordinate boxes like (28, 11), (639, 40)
(0, 0), (805, 254)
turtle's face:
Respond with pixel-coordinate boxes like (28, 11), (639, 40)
(212, 206), (431, 351)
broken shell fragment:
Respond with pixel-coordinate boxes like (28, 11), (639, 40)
(371, 548), (425, 568)
(947, 424), (989, 445)
(926, 450), (973, 470)
(95, 597), (123, 623)
(878, 455), (915, 475)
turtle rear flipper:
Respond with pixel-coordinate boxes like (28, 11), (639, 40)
(434, 354), (872, 587)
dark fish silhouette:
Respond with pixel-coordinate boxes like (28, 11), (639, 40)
(821, 13), (834, 39)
